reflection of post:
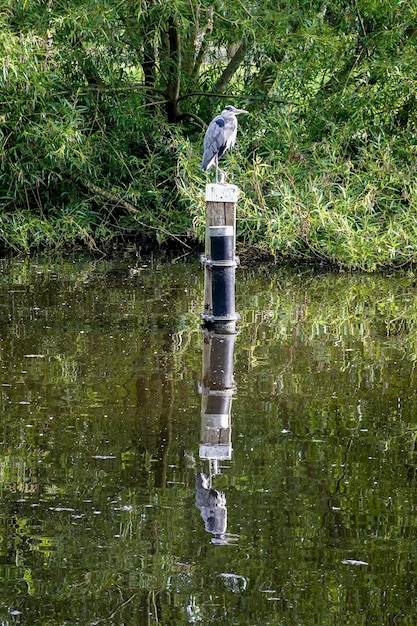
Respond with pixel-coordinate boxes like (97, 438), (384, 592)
(199, 329), (236, 469)
(196, 329), (237, 544)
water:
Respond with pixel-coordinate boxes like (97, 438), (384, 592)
(0, 256), (417, 624)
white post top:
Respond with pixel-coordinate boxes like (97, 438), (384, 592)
(205, 183), (240, 203)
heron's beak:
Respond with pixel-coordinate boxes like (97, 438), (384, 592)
(236, 109), (248, 115)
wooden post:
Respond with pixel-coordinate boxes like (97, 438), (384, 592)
(201, 183), (239, 333)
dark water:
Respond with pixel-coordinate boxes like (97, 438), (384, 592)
(1, 256), (417, 625)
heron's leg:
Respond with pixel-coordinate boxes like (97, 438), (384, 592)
(215, 155), (219, 183)
(219, 168), (227, 184)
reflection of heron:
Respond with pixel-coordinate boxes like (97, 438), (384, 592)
(195, 472), (239, 545)
(195, 472), (227, 535)
(201, 105), (248, 183)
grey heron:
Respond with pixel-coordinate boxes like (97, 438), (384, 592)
(201, 105), (248, 183)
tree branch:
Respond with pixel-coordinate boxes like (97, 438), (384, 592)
(176, 111), (207, 128)
(214, 41), (251, 94)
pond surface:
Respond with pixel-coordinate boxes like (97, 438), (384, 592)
(1, 255), (417, 625)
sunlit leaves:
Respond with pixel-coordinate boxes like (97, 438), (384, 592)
(0, 0), (417, 263)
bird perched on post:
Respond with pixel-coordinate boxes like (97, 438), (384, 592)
(201, 105), (248, 183)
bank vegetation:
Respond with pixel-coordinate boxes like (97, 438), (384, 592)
(1, 0), (416, 269)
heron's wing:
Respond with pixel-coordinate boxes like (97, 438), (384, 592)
(201, 116), (227, 171)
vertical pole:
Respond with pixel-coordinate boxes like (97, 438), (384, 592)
(197, 183), (240, 544)
(201, 183), (239, 333)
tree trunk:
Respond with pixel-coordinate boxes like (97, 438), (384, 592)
(165, 16), (182, 122)
(214, 41), (251, 94)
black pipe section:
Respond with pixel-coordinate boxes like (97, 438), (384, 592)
(212, 265), (235, 318)
(211, 228), (234, 262)
(208, 225), (237, 326)
(208, 333), (236, 389)
(204, 394), (233, 423)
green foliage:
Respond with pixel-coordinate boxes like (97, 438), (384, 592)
(1, 1), (417, 267)
(0, 1), (193, 251)
(181, 0), (417, 270)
